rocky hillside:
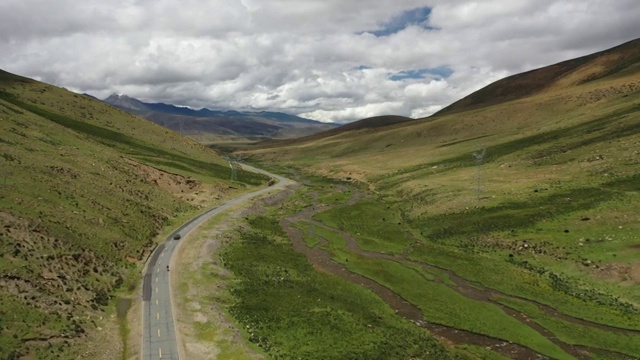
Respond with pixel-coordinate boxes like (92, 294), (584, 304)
(0, 69), (267, 359)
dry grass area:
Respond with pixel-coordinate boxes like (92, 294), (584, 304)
(245, 69), (640, 217)
(124, 158), (235, 209)
(169, 193), (295, 360)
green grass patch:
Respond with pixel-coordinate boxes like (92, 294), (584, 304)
(408, 242), (640, 330)
(314, 199), (413, 254)
(0, 294), (79, 359)
(317, 190), (353, 206)
(455, 345), (512, 360)
(221, 215), (464, 360)
(313, 225), (345, 251)
(428, 267), (458, 287)
(291, 221), (321, 248)
(339, 256), (572, 360)
(398, 261), (436, 281)
(496, 296), (640, 357)
(415, 186), (614, 242)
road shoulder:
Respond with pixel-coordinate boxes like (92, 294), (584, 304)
(170, 181), (292, 359)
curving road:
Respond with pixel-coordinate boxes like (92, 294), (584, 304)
(141, 165), (289, 359)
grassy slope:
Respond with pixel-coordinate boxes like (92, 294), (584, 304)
(242, 40), (640, 357)
(0, 70), (267, 358)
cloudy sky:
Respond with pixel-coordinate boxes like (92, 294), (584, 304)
(1, 1), (639, 123)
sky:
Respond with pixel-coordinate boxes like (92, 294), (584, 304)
(1, 1), (639, 123)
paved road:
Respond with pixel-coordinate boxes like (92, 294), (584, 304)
(141, 165), (289, 359)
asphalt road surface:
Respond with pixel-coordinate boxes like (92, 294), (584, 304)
(141, 165), (289, 359)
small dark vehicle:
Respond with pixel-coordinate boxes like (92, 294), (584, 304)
(173, 234), (181, 240)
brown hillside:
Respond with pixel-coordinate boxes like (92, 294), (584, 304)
(299, 115), (413, 141)
(243, 38), (640, 186)
(436, 38), (640, 116)
(333, 115), (413, 132)
(250, 115), (413, 151)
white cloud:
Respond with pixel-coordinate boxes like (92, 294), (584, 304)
(1, 0), (639, 123)
(301, 101), (406, 124)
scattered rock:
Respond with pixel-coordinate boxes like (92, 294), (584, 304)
(41, 270), (58, 280)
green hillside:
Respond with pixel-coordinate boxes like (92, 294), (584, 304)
(241, 39), (640, 358)
(0, 70), (268, 359)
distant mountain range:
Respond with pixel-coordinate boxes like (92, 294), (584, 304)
(102, 94), (338, 141)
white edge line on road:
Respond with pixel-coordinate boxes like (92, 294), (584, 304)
(143, 165), (290, 360)
(158, 328), (161, 337)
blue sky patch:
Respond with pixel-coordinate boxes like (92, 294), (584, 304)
(368, 7), (434, 37)
(389, 66), (454, 81)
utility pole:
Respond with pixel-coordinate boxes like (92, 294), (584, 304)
(231, 159), (237, 182)
(472, 146), (487, 202)
(224, 156), (237, 182)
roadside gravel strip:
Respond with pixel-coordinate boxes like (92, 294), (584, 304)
(140, 165), (290, 360)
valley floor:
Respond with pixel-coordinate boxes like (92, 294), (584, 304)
(169, 168), (640, 360)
